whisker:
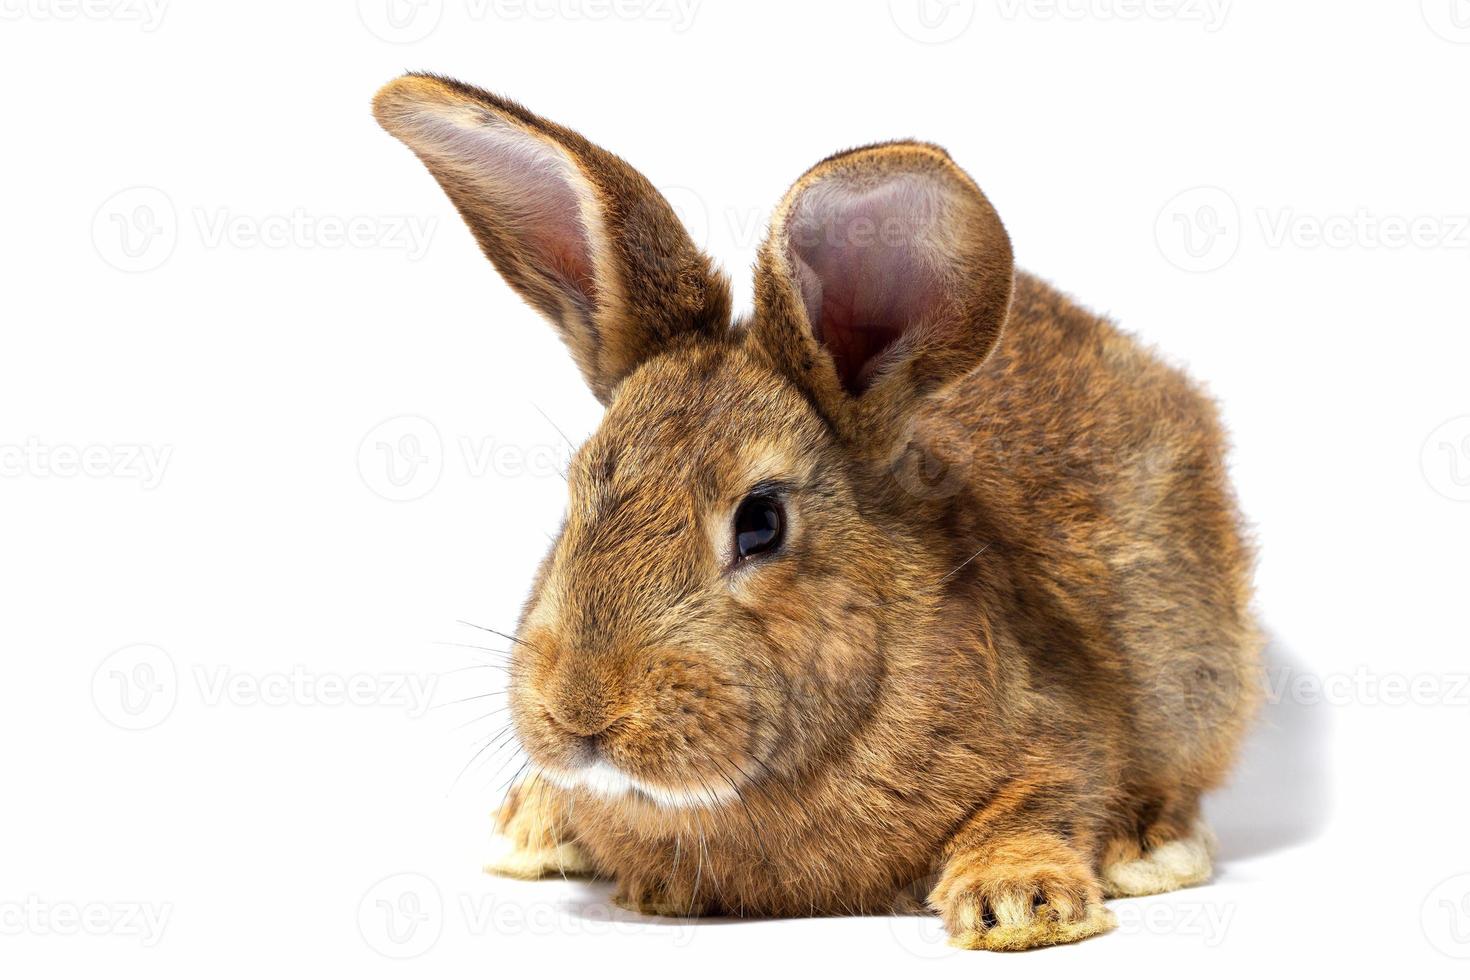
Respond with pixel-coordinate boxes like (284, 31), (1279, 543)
(449, 730), (512, 796)
(850, 542), (992, 609)
(427, 691), (508, 710)
(483, 745), (528, 790)
(530, 401), (577, 450)
(434, 641), (515, 658)
(497, 758), (534, 806)
(435, 663), (510, 676)
(529, 403), (575, 482)
(458, 620), (545, 656)
(936, 541), (992, 584)
(451, 706), (512, 730)
(712, 758), (769, 869)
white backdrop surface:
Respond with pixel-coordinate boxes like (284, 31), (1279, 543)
(2, 2), (1468, 976)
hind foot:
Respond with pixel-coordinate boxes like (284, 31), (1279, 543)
(1101, 820), (1215, 898)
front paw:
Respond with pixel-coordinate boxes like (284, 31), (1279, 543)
(484, 781), (595, 880)
(929, 845), (1115, 951)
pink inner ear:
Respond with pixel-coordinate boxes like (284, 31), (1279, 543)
(786, 176), (945, 394)
(420, 112), (598, 307)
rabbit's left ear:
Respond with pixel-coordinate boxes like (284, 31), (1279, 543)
(751, 142), (1014, 441)
(374, 74), (730, 403)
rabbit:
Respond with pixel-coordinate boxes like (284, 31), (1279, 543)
(373, 72), (1262, 951)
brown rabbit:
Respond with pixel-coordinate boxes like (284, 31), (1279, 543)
(374, 73), (1261, 951)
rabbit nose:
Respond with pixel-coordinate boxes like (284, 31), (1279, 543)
(546, 701), (619, 739)
(544, 654), (629, 737)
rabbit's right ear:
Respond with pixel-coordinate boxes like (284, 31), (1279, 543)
(751, 142), (1014, 446)
(373, 74), (730, 403)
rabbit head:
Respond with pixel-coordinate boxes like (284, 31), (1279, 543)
(374, 74), (1013, 809)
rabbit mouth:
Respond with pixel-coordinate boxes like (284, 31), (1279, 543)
(537, 758), (742, 811)
(542, 758), (636, 798)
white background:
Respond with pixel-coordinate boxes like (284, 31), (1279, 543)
(2, 1), (1468, 975)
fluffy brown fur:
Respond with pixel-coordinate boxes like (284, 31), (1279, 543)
(374, 73), (1262, 951)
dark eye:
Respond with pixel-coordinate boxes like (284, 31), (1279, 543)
(733, 494), (784, 560)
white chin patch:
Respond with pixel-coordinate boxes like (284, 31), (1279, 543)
(536, 762), (739, 811)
